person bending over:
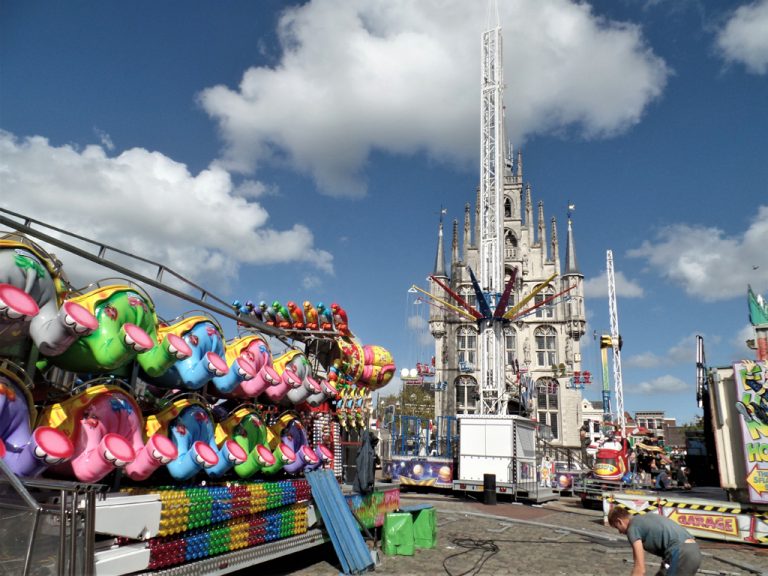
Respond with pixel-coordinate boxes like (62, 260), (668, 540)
(608, 507), (701, 576)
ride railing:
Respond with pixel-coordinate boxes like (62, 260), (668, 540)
(537, 438), (587, 472)
(0, 459), (107, 576)
(511, 457), (540, 500)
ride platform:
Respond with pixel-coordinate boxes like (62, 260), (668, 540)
(603, 487), (768, 545)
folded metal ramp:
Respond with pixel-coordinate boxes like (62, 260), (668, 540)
(305, 470), (373, 574)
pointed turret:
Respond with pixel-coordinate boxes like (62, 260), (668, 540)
(562, 213), (586, 341)
(516, 149), (523, 181)
(434, 212), (447, 278)
(537, 201), (546, 257)
(451, 218), (459, 269)
(525, 184), (532, 227)
(551, 216), (558, 266)
(565, 214), (580, 275)
(463, 203), (472, 259)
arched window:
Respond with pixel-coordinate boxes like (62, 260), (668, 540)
(504, 198), (512, 218)
(457, 326), (477, 371)
(460, 286), (477, 310)
(534, 326), (557, 367)
(534, 285), (555, 319)
(504, 231), (517, 259)
(455, 376), (478, 414)
(504, 327), (517, 366)
(503, 269), (517, 310)
(536, 378), (560, 440)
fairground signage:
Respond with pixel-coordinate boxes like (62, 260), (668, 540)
(733, 361), (768, 504)
(668, 510), (740, 537)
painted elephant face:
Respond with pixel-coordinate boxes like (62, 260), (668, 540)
(282, 353), (309, 388)
(240, 337), (272, 371)
(0, 374), (73, 477)
(0, 243), (98, 357)
(158, 321), (229, 390)
(45, 287), (158, 373)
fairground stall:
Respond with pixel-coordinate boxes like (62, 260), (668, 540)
(602, 309), (768, 546)
(0, 208), (398, 575)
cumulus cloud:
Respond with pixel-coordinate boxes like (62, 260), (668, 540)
(624, 351), (663, 369)
(733, 323), (757, 354)
(584, 270), (645, 299)
(624, 333), (707, 368)
(630, 374), (689, 394)
(406, 312), (434, 348)
(199, 0), (669, 197)
(716, 0), (768, 74)
(627, 207), (768, 301)
(0, 131), (333, 290)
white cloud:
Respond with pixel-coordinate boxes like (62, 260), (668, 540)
(625, 351), (663, 369)
(627, 207), (768, 301)
(199, 0), (669, 197)
(630, 374), (689, 394)
(583, 270), (645, 298)
(302, 275), (323, 290)
(624, 332), (703, 368)
(406, 313), (434, 347)
(0, 131), (334, 290)
(716, 0), (768, 74)
(234, 179), (274, 199)
(733, 323), (757, 354)
(94, 128), (115, 151)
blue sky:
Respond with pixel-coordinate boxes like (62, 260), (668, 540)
(1, 0), (767, 425)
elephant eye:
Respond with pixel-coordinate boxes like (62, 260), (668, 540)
(105, 305), (118, 320)
(189, 335), (199, 346)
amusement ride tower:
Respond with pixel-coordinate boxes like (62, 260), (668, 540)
(476, 6), (507, 415)
(424, 3), (587, 447)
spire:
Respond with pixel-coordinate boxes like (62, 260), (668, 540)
(463, 203), (472, 259)
(537, 200), (546, 256)
(565, 214), (581, 275)
(525, 184), (532, 227)
(551, 216), (558, 264)
(516, 149), (523, 181)
(434, 211), (447, 278)
(451, 218), (459, 267)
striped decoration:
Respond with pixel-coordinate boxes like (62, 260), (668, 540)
(144, 503), (310, 570)
(123, 479), (312, 537)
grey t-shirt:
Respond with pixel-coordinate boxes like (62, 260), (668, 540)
(626, 513), (692, 560)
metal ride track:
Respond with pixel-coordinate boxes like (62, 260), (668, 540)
(0, 207), (342, 346)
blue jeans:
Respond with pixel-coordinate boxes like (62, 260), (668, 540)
(660, 542), (702, 576)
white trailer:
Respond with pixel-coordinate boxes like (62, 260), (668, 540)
(452, 415), (555, 501)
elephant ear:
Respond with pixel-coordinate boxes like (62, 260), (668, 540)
(0, 360), (36, 419)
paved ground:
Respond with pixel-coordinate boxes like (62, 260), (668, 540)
(257, 490), (768, 576)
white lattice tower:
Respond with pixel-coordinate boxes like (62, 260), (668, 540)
(606, 250), (626, 437)
(477, 4), (507, 415)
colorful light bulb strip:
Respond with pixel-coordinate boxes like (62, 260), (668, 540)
(145, 503), (310, 571)
(122, 479), (311, 537)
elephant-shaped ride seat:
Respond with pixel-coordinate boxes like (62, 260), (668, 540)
(214, 404), (295, 478)
(263, 349), (320, 404)
(41, 281), (192, 377)
(145, 395), (247, 481)
(0, 360), (74, 477)
(0, 234), (98, 357)
(225, 334), (281, 397)
(38, 381), (178, 483)
(304, 378), (339, 408)
(267, 412), (322, 475)
(144, 315), (249, 393)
